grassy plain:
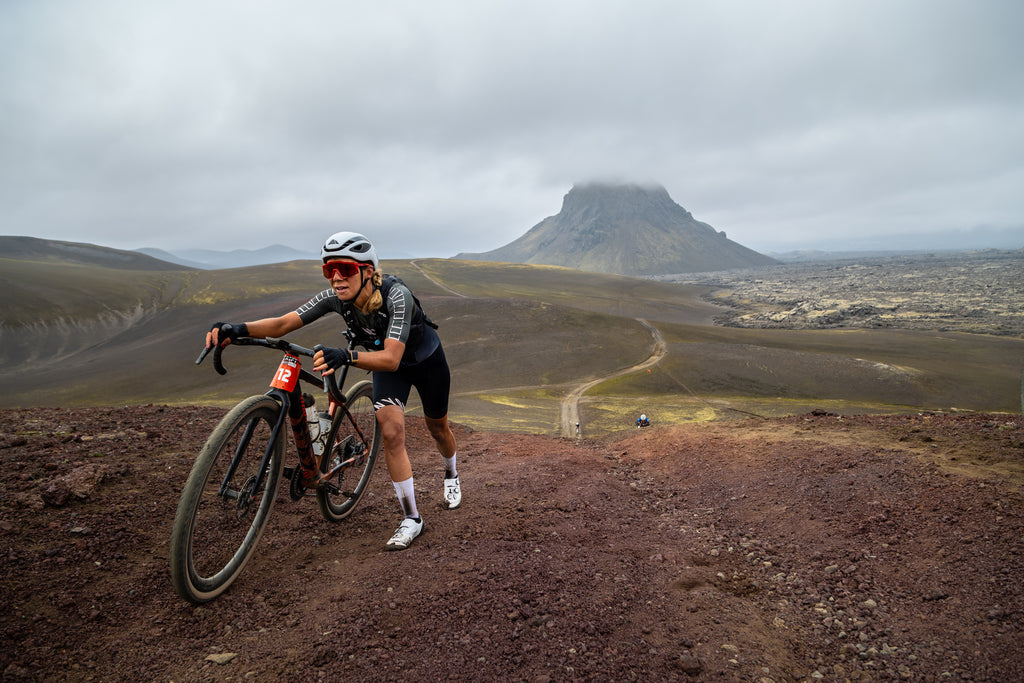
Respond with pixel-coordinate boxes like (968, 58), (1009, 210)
(2, 255), (1021, 438)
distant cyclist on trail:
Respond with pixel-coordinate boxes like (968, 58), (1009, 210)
(636, 413), (650, 428)
(204, 231), (460, 551)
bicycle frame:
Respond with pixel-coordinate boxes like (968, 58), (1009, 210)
(198, 335), (367, 501)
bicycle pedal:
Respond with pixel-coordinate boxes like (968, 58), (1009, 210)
(283, 466), (295, 480)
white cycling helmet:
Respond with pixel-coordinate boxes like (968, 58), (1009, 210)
(321, 231), (378, 269)
(640, 414), (647, 420)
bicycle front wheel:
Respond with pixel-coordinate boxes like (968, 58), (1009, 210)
(169, 395), (285, 604)
(316, 380), (381, 522)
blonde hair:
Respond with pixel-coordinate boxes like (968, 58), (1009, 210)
(363, 270), (384, 313)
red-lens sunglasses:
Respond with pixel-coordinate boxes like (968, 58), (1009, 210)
(321, 261), (365, 279)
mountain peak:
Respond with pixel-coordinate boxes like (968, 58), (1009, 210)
(456, 182), (776, 275)
(560, 183), (681, 220)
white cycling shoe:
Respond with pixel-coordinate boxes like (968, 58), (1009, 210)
(444, 475), (462, 509)
(385, 517), (423, 551)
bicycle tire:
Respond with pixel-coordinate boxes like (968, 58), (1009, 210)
(316, 380), (381, 522)
(169, 395), (285, 604)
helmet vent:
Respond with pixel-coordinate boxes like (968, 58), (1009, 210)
(321, 231), (378, 268)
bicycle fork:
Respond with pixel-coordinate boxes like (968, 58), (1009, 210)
(218, 397), (289, 514)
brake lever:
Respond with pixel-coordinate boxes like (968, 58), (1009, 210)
(312, 344), (328, 392)
(195, 345), (212, 365)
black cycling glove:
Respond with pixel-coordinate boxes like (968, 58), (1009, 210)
(319, 346), (352, 371)
(211, 322), (249, 344)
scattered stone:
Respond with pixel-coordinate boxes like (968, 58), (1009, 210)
(675, 654), (703, 675)
(7, 492), (44, 510)
(4, 663), (31, 678)
(41, 464), (108, 507)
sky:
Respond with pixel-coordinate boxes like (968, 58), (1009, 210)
(2, 0), (1022, 260)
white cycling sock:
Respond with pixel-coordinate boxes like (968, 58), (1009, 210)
(444, 452), (458, 479)
(392, 477), (419, 520)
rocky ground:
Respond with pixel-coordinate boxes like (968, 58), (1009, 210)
(2, 405), (1023, 681)
(660, 249), (1024, 336)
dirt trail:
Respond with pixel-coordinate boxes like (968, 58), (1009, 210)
(403, 266), (670, 439)
(560, 318), (667, 436)
(409, 260), (468, 298)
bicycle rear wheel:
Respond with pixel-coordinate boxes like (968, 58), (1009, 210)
(169, 395), (285, 604)
(316, 380), (381, 522)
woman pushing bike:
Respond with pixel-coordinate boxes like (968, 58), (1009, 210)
(205, 231), (460, 551)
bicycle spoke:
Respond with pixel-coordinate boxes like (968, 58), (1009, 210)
(316, 380), (380, 522)
(170, 396), (284, 604)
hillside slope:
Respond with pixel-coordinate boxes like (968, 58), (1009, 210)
(456, 183), (777, 275)
(1, 406), (1022, 681)
(2, 246), (1022, 427)
(0, 235), (186, 271)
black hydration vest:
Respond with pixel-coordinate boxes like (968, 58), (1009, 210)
(339, 275), (439, 364)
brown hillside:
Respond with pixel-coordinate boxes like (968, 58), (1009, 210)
(1, 406), (1022, 681)
(0, 235), (187, 271)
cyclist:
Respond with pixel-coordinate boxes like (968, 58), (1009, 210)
(636, 413), (650, 428)
(205, 231), (460, 551)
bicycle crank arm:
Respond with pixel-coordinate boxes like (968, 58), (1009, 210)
(317, 457), (361, 483)
(317, 481), (354, 498)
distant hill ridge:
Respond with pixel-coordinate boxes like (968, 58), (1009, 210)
(0, 236), (185, 271)
(137, 245), (315, 270)
(0, 236), (317, 271)
(456, 182), (777, 275)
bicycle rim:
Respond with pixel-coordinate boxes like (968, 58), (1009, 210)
(316, 380), (380, 522)
(169, 395), (284, 604)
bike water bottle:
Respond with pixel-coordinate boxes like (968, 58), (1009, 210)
(310, 415), (327, 456)
(302, 393), (323, 454)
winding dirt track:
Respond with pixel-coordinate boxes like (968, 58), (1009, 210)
(401, 268), (721, 434)
(409, 260), (468, 298)
(406, 263), (756, 432)
(407, 264), (670, 437)
(560, 319), (667, 437)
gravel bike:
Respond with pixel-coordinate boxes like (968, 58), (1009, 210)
(169, 328), (380, 604)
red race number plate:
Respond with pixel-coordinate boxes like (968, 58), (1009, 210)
(270, 354), (301, 391)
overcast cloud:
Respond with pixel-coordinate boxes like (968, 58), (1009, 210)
(2, 0), (1022, 259)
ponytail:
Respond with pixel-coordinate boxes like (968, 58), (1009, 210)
(365, 270), (384, 313)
